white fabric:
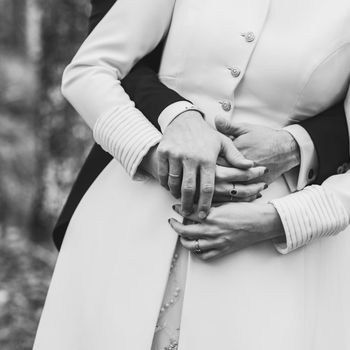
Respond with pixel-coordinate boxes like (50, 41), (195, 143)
(271, 185), (350, 254)
(158, 101), (204, 132)
(93, 106), (161, 179)
(35, 0), (350, 349)
(283, 124), (319, 191)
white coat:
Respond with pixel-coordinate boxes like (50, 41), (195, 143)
(34, 0), (350, 349)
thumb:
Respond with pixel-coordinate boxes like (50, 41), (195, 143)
(215, 116), (251, 137)
(220, 136), (255, 169)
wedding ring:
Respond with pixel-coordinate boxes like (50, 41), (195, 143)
(194, 240), (202, 254)
(229, 184), (237, 201)
(168, 173), (181, 178)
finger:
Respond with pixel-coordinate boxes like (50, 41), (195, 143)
(157, 151), (169, 189)
(168, 159), (183, 199)
(172, 204), (202, 223)
(197, 250), (222, 261)
(181, 163), (197, 215)
(216, 165), (267, 183)
(197, 163), (215, 219)
(220, 136), (254, 169)
(213, 192), (261, 203)
(215, 116), (251, 136)
(168, 218), (209, 239)
(179, 237), (223, 253)
(231, 182), (267, 198)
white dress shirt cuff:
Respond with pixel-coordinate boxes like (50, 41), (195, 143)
(158, 101), (204, 133)
(283, 124), (318, 192)
(270, 185), (349, 254)
(93, 106), (162, 180)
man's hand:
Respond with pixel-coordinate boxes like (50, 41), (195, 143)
(156, 111), (255, 218)
(215, 117), (301, 184)
(142, 147), (267, 203)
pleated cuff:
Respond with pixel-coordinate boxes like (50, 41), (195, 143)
(93, 105), (162, 180)
(270, 185), (349, 254)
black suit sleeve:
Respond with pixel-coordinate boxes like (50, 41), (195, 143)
(89, 0), (190, 130)
(299, 102), (350, 184)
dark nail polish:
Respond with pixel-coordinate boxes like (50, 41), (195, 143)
(230, 189), (237, 196)
(257, 193), (262, 198)
(168, 218), (171, 224)
(172, 205), (176, 210)
(264, 168), (270, 174)
(264, 184), (268, 189)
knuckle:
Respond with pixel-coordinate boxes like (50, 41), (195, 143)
(182, 151), (196, 161)
(199, 158), (215, 167)
(201, 184), (214, 194)
(240, 173), (250, 181)
(244, 170), (255, 181)
(182, 182), (195, 194)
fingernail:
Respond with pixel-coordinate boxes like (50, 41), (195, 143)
(264, 168), (270, 174)
(257, 193), (262, 198)
(168, 218), (171, 224)
(172, 205), (176, 210)
(198, 211), (207, 219)
(264, 184), (268, 189)
(230, 189), (237, 195)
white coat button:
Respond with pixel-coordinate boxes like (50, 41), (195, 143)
(219, 101), (232, 112)
(242, 31), (255, 42)
(229, 67), (241, 78)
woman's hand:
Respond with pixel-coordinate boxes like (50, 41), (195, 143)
(213, 165), (268, 202)
(156, 111), (255, 219)
(169, 202), (284, 261)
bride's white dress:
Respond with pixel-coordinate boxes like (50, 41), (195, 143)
(34, 0), (350, 349)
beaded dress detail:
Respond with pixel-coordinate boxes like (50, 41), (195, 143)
(151, 239), (188, 350)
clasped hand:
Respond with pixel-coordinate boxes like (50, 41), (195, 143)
(141, 111), (295, 260)
(142, 111), (268, 219)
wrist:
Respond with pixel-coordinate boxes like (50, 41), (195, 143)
(140, 144), (158, 179)
(260, 204), (285, 240)
(280, 130), (300, 169)
(168, 110), (205, 129)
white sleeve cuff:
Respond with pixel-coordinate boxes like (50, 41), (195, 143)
(158, 101), (204, 133)
(93, 105), (162, 180)
(270, 185), (349, 254)
(283, 124), (319, 192)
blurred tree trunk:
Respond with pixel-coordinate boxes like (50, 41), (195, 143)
(29, 0), (91, 243)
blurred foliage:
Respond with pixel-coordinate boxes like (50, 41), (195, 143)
(0, 0), (94, 348)
(0, 228), (56, 350)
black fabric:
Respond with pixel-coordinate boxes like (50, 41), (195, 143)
(300, 102), (350, 184)
(52, 0), (350, 250)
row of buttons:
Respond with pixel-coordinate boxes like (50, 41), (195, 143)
(219, 31), (255, 112)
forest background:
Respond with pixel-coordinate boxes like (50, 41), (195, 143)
(0, 0), (92, 348)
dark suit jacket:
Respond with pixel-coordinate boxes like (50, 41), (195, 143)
(52, 0), (350, 250)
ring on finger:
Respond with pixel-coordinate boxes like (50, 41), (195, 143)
(168, 173), (181, 178)
(229, 184), (237, 201)
(194, 239), (202, 254)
